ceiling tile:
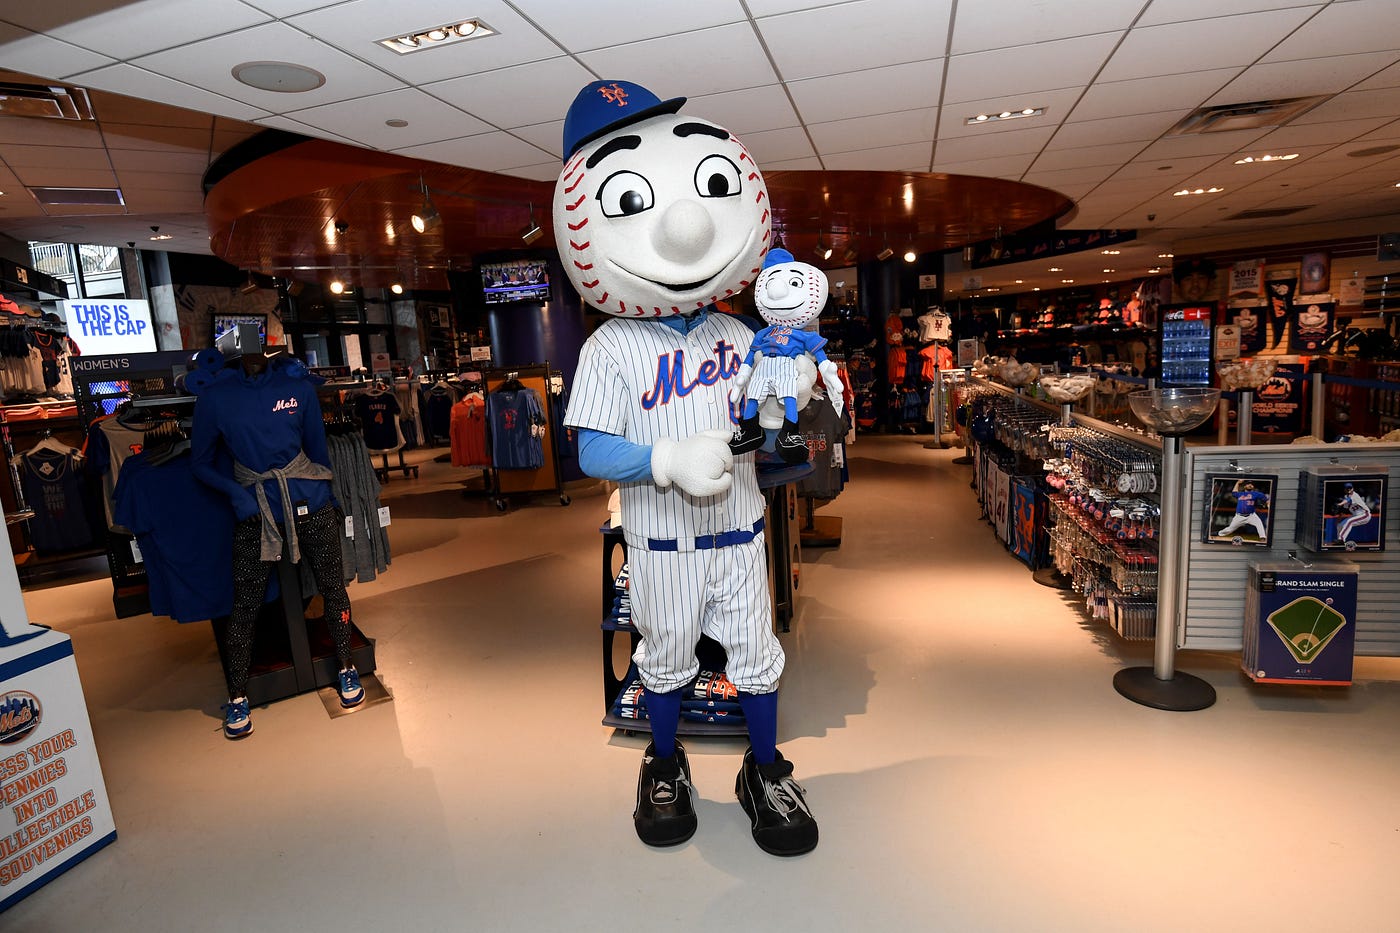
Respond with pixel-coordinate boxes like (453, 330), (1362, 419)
(1251, 115), (1392, 147)
(578, 23), (779, 99)
(689, 85), (800, 136)
(114, 170), (206, 192)
(935, 126), (1056, 162)
(1045, 111), (1187, 149)
(13, 0), (272, 60)
(788, 58), (943, 125)
(1137, 0), (1324, 27)
(101, 123), (211, 153)
(0, 145), (111, 170)
(1289, 86), (1400, 125)
(745, 0), (833, 14)
(14, 167), (118, 187)
(1263, 0), (1400, 62)
(930, 153), (1037, 178)
(808, 109), (938, 156)
(67, 63), (271, 122)
(508, 121), (565, 159)
(285, 88), (491, 150)
(32, 203), (128, 216)
(132, 22), (405, 114)
(1112, 154), (1223, 180)
(759, 156), (823, 170)
(951, 0), (1136, 54)
(1030, 141), (1148, 173)
(1100, 8), (1317, 83)
(938, 86), (1083, 139)
(739, 126), (816, 164)
(822, 142), (932, 171)
(390, 132), (554, 172)
(1134, 127), (1271, 161)
(108, 149), (210, 174)
(519, 0), (746, 52)
(1352, 118), (1400, 142)
(119, 189), (205, 212)
(945, 33), (1120, 105)
(1069, 68), (1241, 123)
(1022, 164), (1118, 188)
(760, 0), (954, 82)
(286, 0), (565, 86)
(425, 56), (594, 130)
(1208, 51), (1400, 107)
(89, 90), (217, 128)
(1352, 58), (1400, 91)
(498, 162), (562, 183)
(0, 114), (106, 148)
(0, 23), (116, 80)
(252, 114), (361, 147)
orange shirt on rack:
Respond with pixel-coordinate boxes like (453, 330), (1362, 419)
(450, 394), (490, 467)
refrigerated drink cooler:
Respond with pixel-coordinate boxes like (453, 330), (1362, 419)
(1159, 305), (1214, 388)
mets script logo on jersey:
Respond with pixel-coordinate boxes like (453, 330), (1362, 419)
(272, 397), (299, 413)
(641, 340), (741, 409)
(0, 691), (41, 745)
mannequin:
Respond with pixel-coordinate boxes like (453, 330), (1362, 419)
(557, 79), (818, 856)
(191, 347), (365, 740)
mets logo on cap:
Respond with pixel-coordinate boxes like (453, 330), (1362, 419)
(562, 79), (685, 161)
(0, 691), (42, 745)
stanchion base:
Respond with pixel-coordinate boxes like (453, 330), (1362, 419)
(951, 454), (973, 464)
(1113, 667), (1216, 711)
(1032, 567), (1073, 590)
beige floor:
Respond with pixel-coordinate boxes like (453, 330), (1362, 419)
(6, 435), (1400, 932)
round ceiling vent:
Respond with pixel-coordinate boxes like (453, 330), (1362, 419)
(1347, 144), (1400, 158)
(232, 61), (327, 93)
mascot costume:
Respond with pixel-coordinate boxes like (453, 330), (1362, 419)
(729, 248), (846, 461)
(557, 79), (818, 856)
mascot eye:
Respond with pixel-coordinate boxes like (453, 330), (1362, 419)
(789, 276), (804, 289)
(597, 171), (654, 217)
(694, 155), (741, 198)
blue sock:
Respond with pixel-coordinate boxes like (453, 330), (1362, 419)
(644, 686), (684, 758)
(783, 396), (798, 423)
(737, 690), (778, 765)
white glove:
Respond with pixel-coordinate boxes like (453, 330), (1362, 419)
(728, 360), (755, 408)
(651, 429), (734, 497)
(818, 359), (846, 419)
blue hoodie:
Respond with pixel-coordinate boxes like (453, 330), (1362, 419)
(191, 356), (334, 523)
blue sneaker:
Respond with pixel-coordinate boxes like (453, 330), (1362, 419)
(338, 667), (365, 709)
(222, 697), (252, 739)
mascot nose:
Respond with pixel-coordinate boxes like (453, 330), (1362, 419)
(764, 276), (791, 303)
(652, 199), (715, 263)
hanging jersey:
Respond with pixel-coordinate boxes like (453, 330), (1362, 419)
(20, 447), (94, 552)
(488, 387), (545, 469)
(450, 394), (490, 467)
(353, 390), (402, 451)
(423, 386), (456, 442)
(797, 399), (845, 500)
(89, 416), (147, 532)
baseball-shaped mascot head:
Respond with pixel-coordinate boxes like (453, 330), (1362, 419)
(554, 80), (771, 317)
(754, 248), (828, 329)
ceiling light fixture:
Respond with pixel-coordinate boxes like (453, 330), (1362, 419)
(1049, 267), (1063, 272)
(1101, 249), (1120, 255)
(379, 19), (496, 55)
(966, 106), (1044, 126)
(1235, 153), (1298, 164)
(149, 233), (173, 241)
(1102, 268), (1116, 273)
(876, 231), (894, 261)
(814, 236), (833, 261)
(1061, 279), (1074, 284)
(842, 242), (859, 264)
(239, 272), (259, 295)
(903, 244), (917, 263)
(232, 61), (327, 93)
(329, 280), (345, 295)
(1158, 252), (1174, 258)
(520, 203), (543, 245)
(411, 174), (440, 234)
(1173, 186), (1224, 196)
(390, 283), (404, 295)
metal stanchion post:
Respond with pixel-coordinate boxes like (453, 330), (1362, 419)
(1311, 371), (1326, 439)
(924, 366), (946, 449)
(1236, 389), (1253, 445)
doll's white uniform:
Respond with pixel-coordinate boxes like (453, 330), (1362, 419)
(567, 313), (783, 694)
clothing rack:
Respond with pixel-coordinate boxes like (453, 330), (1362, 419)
(478, 363), (570, 512)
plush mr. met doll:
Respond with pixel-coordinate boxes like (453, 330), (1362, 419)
(557, 79), (818, 857)
(729, 248), (846, 462)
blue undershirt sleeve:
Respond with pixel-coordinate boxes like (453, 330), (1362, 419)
(577, 428), (653, 483)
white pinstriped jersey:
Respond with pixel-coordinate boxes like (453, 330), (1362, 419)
(1340, 491), (1369, 517)
(565, 312), (764, 550)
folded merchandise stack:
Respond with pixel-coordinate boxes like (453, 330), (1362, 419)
(611, 668), (746, 725)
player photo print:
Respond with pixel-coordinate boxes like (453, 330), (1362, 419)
(1319, 476), (1386, 552)
(1203, 473), (1277, 547)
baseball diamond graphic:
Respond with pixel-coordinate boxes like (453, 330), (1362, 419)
(1265, 596), (1348, 664)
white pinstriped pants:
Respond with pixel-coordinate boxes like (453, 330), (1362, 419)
(627, 534), (784, 695)
(1339, 511), (1371, 540)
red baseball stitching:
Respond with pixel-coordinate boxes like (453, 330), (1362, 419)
(565, 194), (585, 211)
(581, 279), (599, 288)
(568, 218), (588, 231)
(569, 240), (589, 251)
(564, 175), (584, 194)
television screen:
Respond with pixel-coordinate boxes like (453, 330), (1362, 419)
(212, 312), (267, 342)
(480, 258), (549, 304)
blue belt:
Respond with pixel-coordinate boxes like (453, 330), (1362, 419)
(648, 517), (764, 552)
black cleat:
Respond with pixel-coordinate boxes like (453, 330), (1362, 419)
(735, 747), (818, 856)
(775, 419), (808, 464)
(730, 415), (765, 454)
(634, 740), (697, 847)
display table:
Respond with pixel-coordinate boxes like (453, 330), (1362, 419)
(0, 627), (117, 913)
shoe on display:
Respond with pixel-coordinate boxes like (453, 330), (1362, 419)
(634, 740), (697, 847)
(222, 697), (253, 740)
(735, 747), (818, 856)
(775, 420), (808, 464)
(730, 414), (765, 454)
(338, 667), (365, 709)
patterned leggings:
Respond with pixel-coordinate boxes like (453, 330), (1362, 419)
(224, 504), (354, 699)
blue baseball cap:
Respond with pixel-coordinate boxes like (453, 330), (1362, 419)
(562, 80), (685, 161)
(762, 248), (795, 269)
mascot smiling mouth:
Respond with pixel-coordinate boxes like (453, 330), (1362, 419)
(609, 230), (758, 297)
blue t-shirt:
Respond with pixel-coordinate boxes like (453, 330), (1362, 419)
(488, 387), (545, 470)
(1232, 490), (1268, 515)
(114, 452), (235, 623)
(749, 325), (826, 360)
(353, 391), (401, 451)
(191, 360), (334, 523)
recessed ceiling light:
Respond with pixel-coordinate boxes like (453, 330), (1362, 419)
(1049, 267), (1063, 272)
(1102, 268), (1116, 273)
(1235, 153), (1298, 164)
(1158, 253), (1174, 258)
(232, 61), (327, 93)
(329, 280), (345, 295)
(1061, 279), (1074, 283)
(1149, 267), (1162, 273)
(1173, 186), (1224, 196)
(390, 283), (404, 295)
(1101, 249), (1120, 255)
(1014, 279), (1023, 284)
(965, 106), (1044, 126)
(1033, 287), (1041, 291)
(385, 118), (409, 128)
(379, 19), (496, 54)
(149, 233), (174, 241)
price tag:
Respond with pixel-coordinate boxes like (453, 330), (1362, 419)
(130, 539), (143, 564)
(378, 506), (391, 528)
(345, 516), (355, 539)
(832, 443), (845, 468)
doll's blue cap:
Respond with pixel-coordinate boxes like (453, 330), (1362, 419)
(762, 248), (795, 269)
(563, 80), (685, 161)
